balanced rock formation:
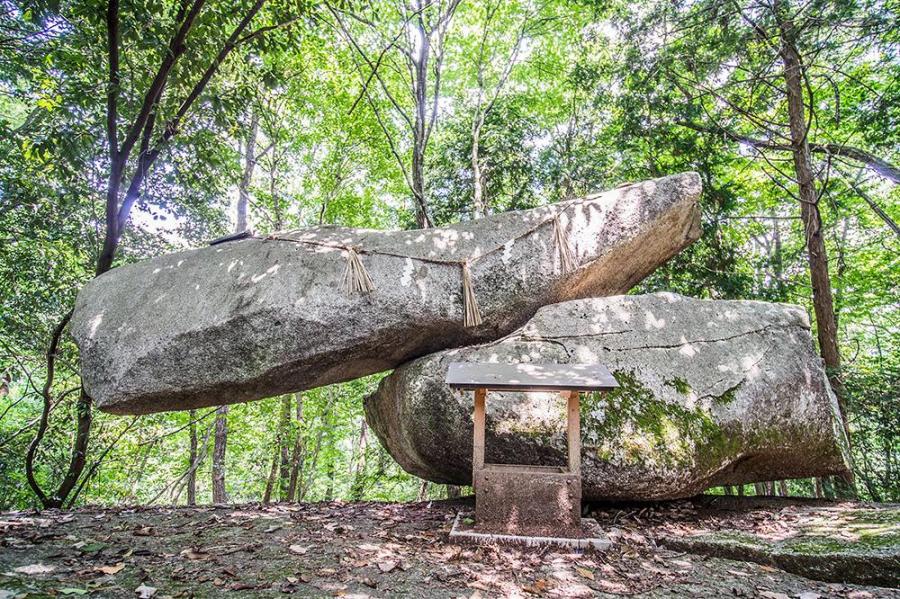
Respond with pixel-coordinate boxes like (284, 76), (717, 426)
(72, 173), (701, 414)
(365, 293), (852, 500)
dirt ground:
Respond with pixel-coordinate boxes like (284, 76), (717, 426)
(1, 497), (897, 598)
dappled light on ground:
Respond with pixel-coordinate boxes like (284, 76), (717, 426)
(1, 499), (896, 597)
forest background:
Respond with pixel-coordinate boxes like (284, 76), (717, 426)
(0, 0), (897, 510)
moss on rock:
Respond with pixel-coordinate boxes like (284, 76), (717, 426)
(581, 370), (729, 470)
(665, 377), (692, 395)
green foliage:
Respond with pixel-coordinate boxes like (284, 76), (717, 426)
(1, 0), (897, 508)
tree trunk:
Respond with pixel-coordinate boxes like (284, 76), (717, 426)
(298, 394), (331, 501)
(417, 480), (429, 501)
(236, 111), (259, 232)
(27, 0), (274, 510)
(212, 405), (228, 503)
(771, 210), (786, 300)
(412, 154), (431, 229)
(350, 418), (368, 501)
(278, 395), (292, 500)
(779, 480), (789, 497)
(410, 13), (433, 230)
(262, 443), (279, 504)
(287, 393), (304, 501)
(776, 0), (850, 447)
(323, 398), (335, 501)
(325, 460), (335, 501)
(187, 409), (197, 506)
(209, 111), (261, 506)
(445, 485), (462, 499)
(471, 116), (487, 219)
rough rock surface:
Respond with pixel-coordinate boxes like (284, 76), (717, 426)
(648, 496), (900, 587)
(365, 293), (852, 500)
(72, 173), (701, 414)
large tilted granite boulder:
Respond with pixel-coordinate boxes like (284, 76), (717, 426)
(365, 293), (852, 500)
(72, 173), (702, 414)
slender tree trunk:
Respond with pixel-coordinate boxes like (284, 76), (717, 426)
(287, 393), (304, 501)
(445, 485), (462, 499)
(209, 112), (261, 506)
(323, 398), (335, 501)
(298, 392), (331, 501)
(471, 116), (486, 218)
(237, 111), (259, 232)
(411, 15), (432, 230)
(411, 144), (430, 227)
(754, 483), (767, 496)
(779, 480), (789, 497)
(27, 0), (272, 510)
(1, 370), (10, 400)
(776, 0), (849, 444)
(411, 110), (428, 228)
(187, 409), (197, 506)
(771, 210), (786, 299)
(171, 422), (214, 505)
(350, 418), (368, 501)
(278, 395), (292, 500)
(417, 480), (429, 501)
(325, 461), (335, 501)
(212, 405), (228, 503)
(299, 425), (324, 502)
(262, 443), (279, 504)
(723, 485), (734, 496)
(127, 442), (152, 501)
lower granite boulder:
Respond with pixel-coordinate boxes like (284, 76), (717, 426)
(365, 293), (852, 501)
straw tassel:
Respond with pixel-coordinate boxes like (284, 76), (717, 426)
(342, 248), (375, 294)
(552, 215), (576, 274)
(461, 261), (483, 328)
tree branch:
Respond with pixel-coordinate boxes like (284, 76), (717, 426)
(117, 0), (270, 232)
(677, 121), (900, 184)
(25, 309), (73, 506)
(118, 0), (207, 166)
(106, 0), (120, 162)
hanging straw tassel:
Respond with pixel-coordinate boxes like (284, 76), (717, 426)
(552, 215), (576, 274)
(342, 248), (375, 295)
(461, 261), (483, 328)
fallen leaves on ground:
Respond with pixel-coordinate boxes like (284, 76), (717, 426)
(134, 583), (156, 598)
(94, 563), (125, 575)
(13, 563), (55, 575)
(0, 499), (895, 598)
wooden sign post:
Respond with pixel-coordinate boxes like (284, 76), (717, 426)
(446, 363), (617, 538)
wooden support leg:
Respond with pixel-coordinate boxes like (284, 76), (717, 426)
(473, 388), (486, 490)
(566, 390), (581, 476)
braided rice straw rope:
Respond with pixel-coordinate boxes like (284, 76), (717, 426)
(342, 248), (375, 295)
(263, 198), (593, 326)
(460, 261), (483, 328)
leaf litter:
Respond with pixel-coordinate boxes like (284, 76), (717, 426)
(0, 498), (895, 597)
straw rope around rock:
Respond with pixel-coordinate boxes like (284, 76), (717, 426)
(259, 197), (590, 326)
(552, 215), (576, 274)
(342, 248), (375, 294)
(460, 261), (483, 328)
